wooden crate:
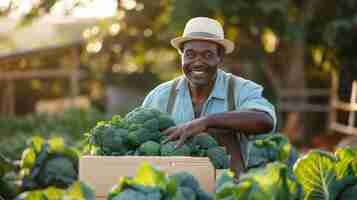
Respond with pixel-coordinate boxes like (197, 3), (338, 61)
(79, 156), (215, 199)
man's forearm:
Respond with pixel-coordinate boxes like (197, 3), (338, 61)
(203, 110), (274, 135)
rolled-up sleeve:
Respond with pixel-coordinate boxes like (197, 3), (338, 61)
(236, 80), (277, 134)
(142, 89), (155, 107)
(141, 82), (172, 114)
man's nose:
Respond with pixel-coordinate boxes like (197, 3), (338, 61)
(192, 56), (205, 65)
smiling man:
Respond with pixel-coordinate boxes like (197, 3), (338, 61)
(142, 17), (277, 176)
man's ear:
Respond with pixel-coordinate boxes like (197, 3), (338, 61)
(217, 46), (225, 62)
(219, 54), (224, 62)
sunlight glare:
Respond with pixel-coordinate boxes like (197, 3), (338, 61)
(121, 0), (136, 10)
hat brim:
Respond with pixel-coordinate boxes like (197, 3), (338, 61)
(171, 36), (235, 54)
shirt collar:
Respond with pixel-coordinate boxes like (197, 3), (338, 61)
(175, 69), (227, 100)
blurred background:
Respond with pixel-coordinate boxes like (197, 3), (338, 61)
(0, 0), (356, 160)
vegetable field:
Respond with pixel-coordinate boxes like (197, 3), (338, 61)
(1, 107), (356, 200)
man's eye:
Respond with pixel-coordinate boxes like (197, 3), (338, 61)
(185, 51), (195, 58)
(204, 52), (214, 59)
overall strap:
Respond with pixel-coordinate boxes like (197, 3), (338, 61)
(167, 78), (181, 114)
(228, 74), (236, 111)
(227, 74), (246, 173)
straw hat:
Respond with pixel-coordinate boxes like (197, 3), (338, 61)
(171, 17), (235, 54)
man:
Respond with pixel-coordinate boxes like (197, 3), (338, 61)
(142, 17), (276, 175)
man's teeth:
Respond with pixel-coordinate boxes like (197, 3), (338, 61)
(192, 71), (205, 75)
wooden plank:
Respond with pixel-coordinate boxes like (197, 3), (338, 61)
(348, 81), (357, 128)
(279, 89), (330, 97)
(35, 96), (91, 114)
(332, 100), (357, 111)
(328, 71), (339, 134)
(330, 122), (357, 136)
(0, 41), (83, 63)
(0, 69), (85, 81)
(277, 103), (330, 112)
(70, 48), (81, 99)
(1, 81), (15, 116)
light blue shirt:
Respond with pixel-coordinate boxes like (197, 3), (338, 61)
(142, 69), (277, 134)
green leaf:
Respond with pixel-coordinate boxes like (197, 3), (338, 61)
(43, 187), (66, 199)
(48, 137), (65, 154)
(329, 176), (357, 200)
(293, 150), (337, 200)
(278, 141), (292, 161)
(215, 181), (238, 199)
(134, 162), (168, 190)
(62, 148), (80, 163)
(242, 162), (298, 199)
(352, 161), (357, 176)
(0, 153), (16, 176)
(66, 181), (95, 200)
(166, 176), (177, 197)
(15, 190), (47, 200)
(30, 136), (44, 154)
(234, 180), (262, 200)
(107, 177), (133, 199)
(335, 147), (357, 179)
(216, 162), (300, 200)
(338, 184), (357, 200)
(21, 148), (36, 169)
(215, 169), (235, 191)
(247, 134), (297, 169)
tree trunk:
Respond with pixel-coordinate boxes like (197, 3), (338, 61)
(281, 39), (307, 143)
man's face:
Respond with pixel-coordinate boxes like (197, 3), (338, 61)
(181, 40), (222, 87)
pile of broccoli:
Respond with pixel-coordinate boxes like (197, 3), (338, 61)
(108, 162), (213, 200)
(87, 107), (230, 169)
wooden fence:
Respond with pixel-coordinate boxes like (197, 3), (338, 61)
(0, 46), (83, 116)
(329, 74), (357, 135)
(277, 74), (356, 136)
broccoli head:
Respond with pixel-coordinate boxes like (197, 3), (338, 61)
(138, 141), (161, 156)
(206, 147), (230, 169)
(128, 128), (161, 147)
(111, 189), (147, 200)
(124, 107), (175, 131)
(174, 187), (196, 200)
(160, 141), (192, 156)
(90, 124), (128, 155)
(20, 137), (79, 191)
(37, 156), (77, 188)
(191, 134), (218, 150)
(170, 172), (200, 193)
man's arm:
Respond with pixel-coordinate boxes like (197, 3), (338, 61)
(163, 80), (277, 147)
(204, 109), (274, 135)
(162, 109), (274, 147)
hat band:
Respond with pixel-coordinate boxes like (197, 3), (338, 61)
(184, 32), (222, 39)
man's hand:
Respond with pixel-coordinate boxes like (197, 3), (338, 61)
(162, 117), (207, 148)
(161, 109), (274, 148)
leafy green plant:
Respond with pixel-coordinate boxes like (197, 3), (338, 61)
(216, 162), (302, 200)
(20, 136), (79, 191)
(247, 134), (299, 170)
(108, 162), (212, 200)
(0, 153), (19, 199)
(215, 142), (357, 200)
(293, 147), (357, 200)
(15, 181), (95, 200)
(0, 107), (105, 160)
